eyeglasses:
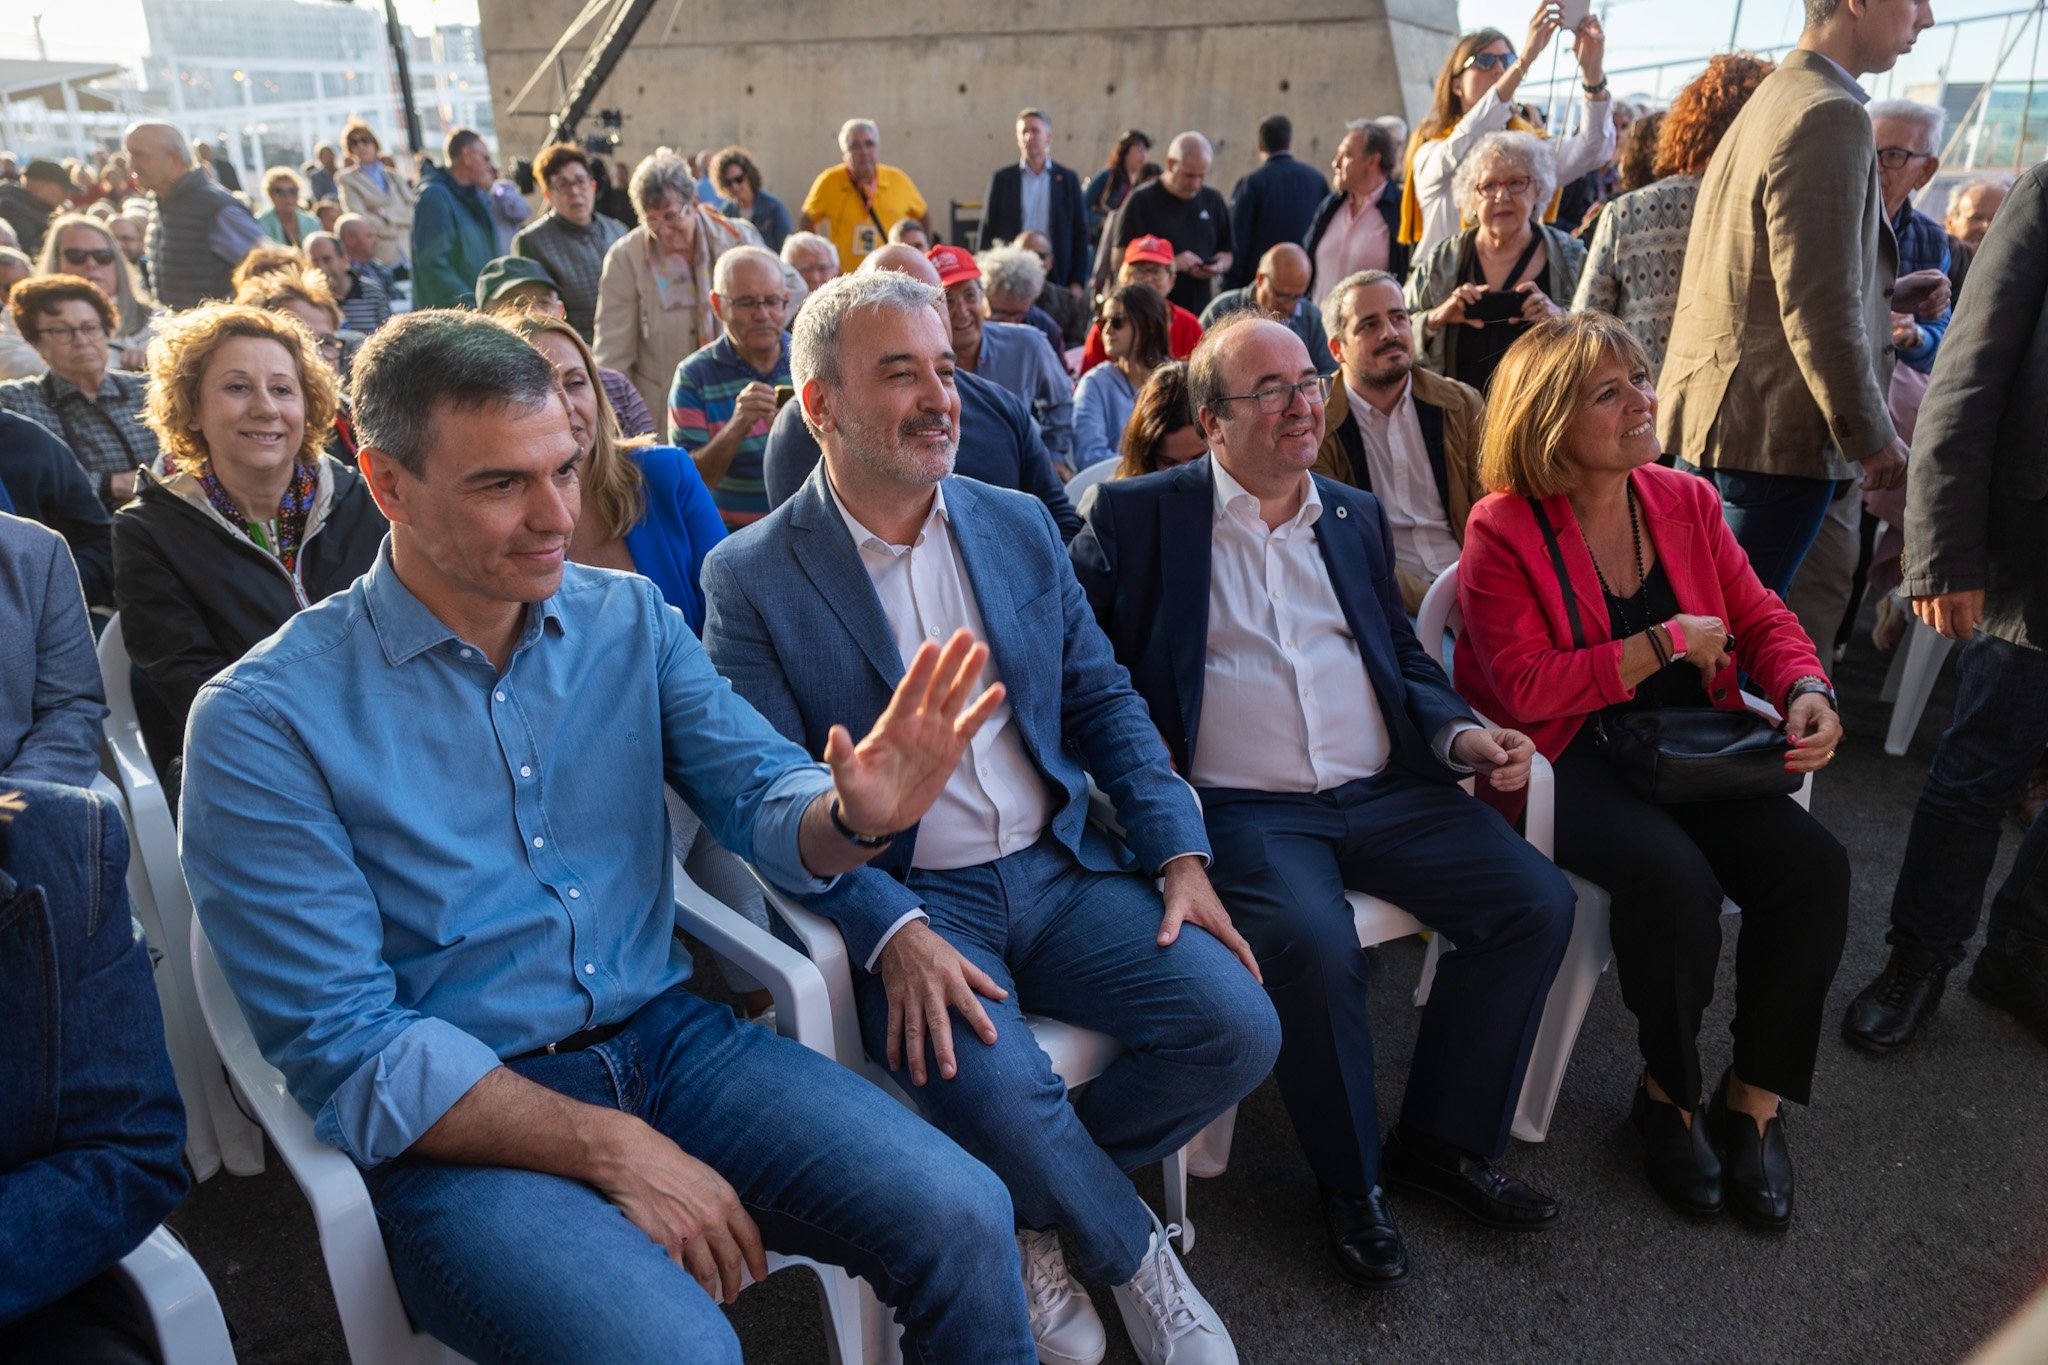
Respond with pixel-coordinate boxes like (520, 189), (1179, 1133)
(722, 294), (788, 313)
(1101, 313), (1130, 329)
(549, 174), (594, 192)
(1875, 146), (1937, 171)
(62, 247), (117, 267)
(1215, 374), (1333, 414)
(315, 335), (344, 359)
(721, 174), (747, 188)
(1475, 175), (1535, 200)
(1460, 49), (1517, 73)
(36, 321), (107, 344)
(272, 185), (299, 197)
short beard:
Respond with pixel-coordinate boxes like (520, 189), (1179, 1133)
(840, 406), (957, 487)
(1355, 347), (1414, 390)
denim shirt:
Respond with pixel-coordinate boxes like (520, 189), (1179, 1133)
(180, 543), (835, 1166)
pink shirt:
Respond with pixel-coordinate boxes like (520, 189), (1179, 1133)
(1312, 189), (1392, 306)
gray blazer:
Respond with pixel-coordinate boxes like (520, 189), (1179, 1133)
(1658, 49), (1897, 480)
(1901, 162), (2048, 651)
(0, 513), (106, 785)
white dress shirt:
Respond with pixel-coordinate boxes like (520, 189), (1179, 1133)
(832, 481), (1054, 872)
(1345, 374), (1464, 584)
(1018, 159), (1052, 237)
(1188, 460), (1396, 793)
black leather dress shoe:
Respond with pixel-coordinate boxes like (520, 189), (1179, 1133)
(1705, 1074), (1793, 1232)
(1969, 943), (2048, 1048)
(1320, 1184), (1409, 1287)
(1380, 1126), (1560, 1231)
(1631, 1079), (1722, 1218)
(1842, 946), (1951, 1053)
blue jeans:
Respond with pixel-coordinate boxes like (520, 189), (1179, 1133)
(1677, 461), (1839, 599)
(1889, 634), (2048, 963)
(857, 833), (1280, 1286)
(360, 986), (1034, 1365)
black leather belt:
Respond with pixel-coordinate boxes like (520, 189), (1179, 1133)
(511, 1018), (627, 1063)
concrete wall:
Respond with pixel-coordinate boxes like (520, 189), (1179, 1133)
(478, 0), (1461, 236)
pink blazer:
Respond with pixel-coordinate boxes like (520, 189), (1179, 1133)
(1455, 462), (1828, 818)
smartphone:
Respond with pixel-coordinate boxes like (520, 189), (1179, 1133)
(1559, 0), (1592, 29)
(1468, 290), (1524, 326)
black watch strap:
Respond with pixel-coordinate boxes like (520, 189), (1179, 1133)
(829, 798), (899, 849)
(1785, 678), (1837, 711)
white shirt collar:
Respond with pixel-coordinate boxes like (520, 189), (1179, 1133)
(1211, 456), (1321, 531)
(828, 475), (950, 555)
(1344, 372), (1412, 430)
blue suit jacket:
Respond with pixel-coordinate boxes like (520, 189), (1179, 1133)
(1069, 456), (1472, 784)
(1226, 153), (1331, 289)
(978, 160), (1092, 289)
(701, 468), (1208, 968)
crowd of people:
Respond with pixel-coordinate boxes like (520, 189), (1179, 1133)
(5, 0), (2047, 1360)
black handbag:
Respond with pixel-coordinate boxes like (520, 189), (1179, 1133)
(1527, 498), (1801, 805)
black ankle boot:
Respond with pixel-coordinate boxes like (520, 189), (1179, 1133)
(1842, 946), (1951, 1053)
(1705, 1071), (1793, 1232)
(1631, 1078), (1721, 1217)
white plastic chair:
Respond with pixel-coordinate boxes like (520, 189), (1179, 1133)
(96, 614), (266, 1182)
(1880, 609), (1955, 756)
(190, 870), (879, 1365)
(1063, 458), (1117, 506)
(113, 1226), (238, 1364)
(1417, 564), (1814, 1142)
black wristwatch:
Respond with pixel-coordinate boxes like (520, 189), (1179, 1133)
(1784, 676), (1837, 712)
(1583, 77), (1610, 97)
(829, 798), (900, 849)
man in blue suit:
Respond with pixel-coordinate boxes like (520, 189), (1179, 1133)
(977, 108), (1092, 294)
(1070, 314), (1575, 1291)
(701, 269), (1279, 1365)
(1224, 116), (1329, 291)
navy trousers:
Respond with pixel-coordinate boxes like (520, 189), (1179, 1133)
(1199, 770), (1576, 1195)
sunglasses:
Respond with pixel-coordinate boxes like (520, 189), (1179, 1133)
(1461, 50), (1517, 73)
(1101, 313), (1130, 329)
(62, 247), (118, 267)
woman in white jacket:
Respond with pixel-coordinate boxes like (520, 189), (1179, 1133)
(335, 120), (414, 268)
(1401, 1), (1616, 260)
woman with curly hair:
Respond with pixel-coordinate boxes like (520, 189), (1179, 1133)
(113, 302), (386, 780)
(1083, 129), (1151, 243)
(1570, 54), (1776, 379)
(711, 145), (791, 252)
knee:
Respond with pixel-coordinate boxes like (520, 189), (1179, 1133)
(909, 1143), (1016, 1257)
(1199, 975), (1283, 1088)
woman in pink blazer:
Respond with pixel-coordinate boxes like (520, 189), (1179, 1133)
(1455, 312), (1848, 1233)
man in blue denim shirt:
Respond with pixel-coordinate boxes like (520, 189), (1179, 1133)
(179, 310), (1036, 1364)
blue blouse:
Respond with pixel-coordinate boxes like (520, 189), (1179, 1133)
(621, 444), (727, 634)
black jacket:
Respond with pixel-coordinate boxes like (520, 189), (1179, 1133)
(0, 411), (113, 609)
(111, 457), (386, 746)
(978, 161), (1092, 289)
(1304, 182), (1409, 292)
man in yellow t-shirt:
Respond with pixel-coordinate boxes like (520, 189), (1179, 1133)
(799, 118), (931, 269)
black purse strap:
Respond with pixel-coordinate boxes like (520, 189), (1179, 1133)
(1526, 496), (1587, 650)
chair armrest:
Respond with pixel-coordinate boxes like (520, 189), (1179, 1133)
(671, 864), (836, 1061)
(744, 868), (870, 1073)
(115, 1227), (235, 1365)
(1520, 749), (1557, 859)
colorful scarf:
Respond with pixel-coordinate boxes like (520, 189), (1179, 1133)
(200, 461), (317, 572)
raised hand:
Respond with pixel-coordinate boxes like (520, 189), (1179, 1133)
(825, 628), (1007, 838)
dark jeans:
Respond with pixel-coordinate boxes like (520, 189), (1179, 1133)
(1678, 461), (1838, 600)
(1888, 634), (2048, 963)
(1199, 771), (1576, 1194)
(1553, 729), (1850, 1105)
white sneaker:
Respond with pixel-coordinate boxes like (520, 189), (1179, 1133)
(1018, 1227), (1106, 1365)
(1110, 1212), (1238, 1365)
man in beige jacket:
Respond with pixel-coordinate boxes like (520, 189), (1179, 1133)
(1659, 0), (1941, 598)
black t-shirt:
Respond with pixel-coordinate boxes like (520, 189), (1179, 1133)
(1603, 561), (1710, 712)
(1115, 181), (1232, 314)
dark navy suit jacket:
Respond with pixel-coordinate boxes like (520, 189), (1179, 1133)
(1226, 152), (1330, 289)
(701, 468), (1208, 968)
(978, 160), (1092, 290)
(1069, 456), (1472, 785)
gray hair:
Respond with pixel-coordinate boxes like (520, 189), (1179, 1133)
(0, 245), (31, 274)
(1321, 268), (1403, 344)
(349, 311), (561, 475)
(1185, 311), (1267, 423)
(35, 212), (157, 331)
(1804, 0), (1843, 27)
(1868, 98), (1947, 150)
(334, 212), (374, 239)
(838, 119), (879, 152)
(629, 147), (699, 215)
(1341, 118), (1399, 175)
(976, 244), (1045, 302)
(789, 271), (946, 435)
(1454, 130), (1557, 221)
(712, 243), (784, 297)
(123, 120), (191, 166)
(1166, 131), (1212, 163)
(781, 230), (840, 269)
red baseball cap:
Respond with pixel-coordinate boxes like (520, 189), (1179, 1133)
(1123, 235), (1175, 267)
(926, 244), (981, 287)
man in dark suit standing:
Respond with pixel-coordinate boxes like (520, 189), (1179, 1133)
(1844, 161), (2048, 1053)
(1071, 314), (1574, 1291)
(977, 109), (1092, 297)
(1225, 116), (1329, 290)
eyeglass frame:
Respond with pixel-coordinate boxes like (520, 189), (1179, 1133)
(61, 247), (119, 267)
(1460, 49), (1518, 74)
(33, 320), (109, 345)
(718, 293), (789, 314)
(1211, 374), (1333, 415)
(1874, 146), (1937, 171)
(1473, 175), (1537, 201)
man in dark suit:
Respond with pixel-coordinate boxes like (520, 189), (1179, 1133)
(1224, 116), (1328, 290)
(1070, 314), (1575, 1291)
(702, 268), (1276, 1365)
(1844, 161), (2048, 1053)
(977, 108), (1092, 295)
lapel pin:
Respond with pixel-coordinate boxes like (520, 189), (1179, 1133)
(1335, 506), (1348, 519)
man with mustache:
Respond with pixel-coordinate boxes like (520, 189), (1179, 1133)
(701, 269), (1277, 1365)
(1309, 270), (1486, 615)
(1071, 313), (1573, 1292)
